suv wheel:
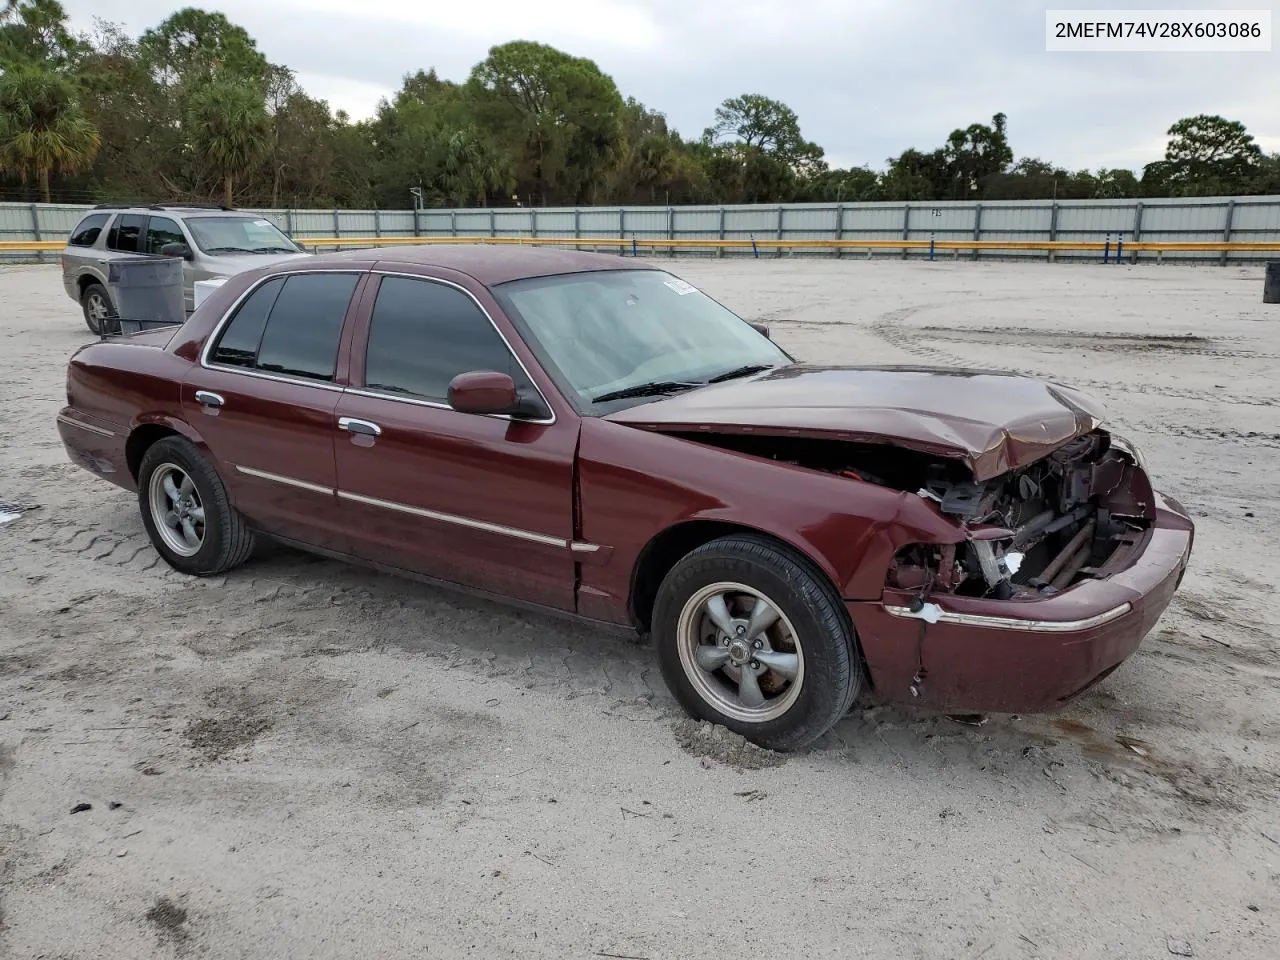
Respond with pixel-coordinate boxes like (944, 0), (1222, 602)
(81, 283), (114, 334)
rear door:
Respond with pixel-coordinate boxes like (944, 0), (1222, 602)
(182, 270), (366, 552)
(332, 272), (579, 611)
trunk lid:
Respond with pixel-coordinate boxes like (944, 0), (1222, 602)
(602, 364), (1106, 481)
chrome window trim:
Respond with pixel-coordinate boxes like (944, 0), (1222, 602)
(197, 268), (559, 425)
(235, 465), (334, 496)
(57, 413), (115, 438)
(337, 490), (566, 548)
(883, 601), (1133, 633)
(365, 270), (557, 426)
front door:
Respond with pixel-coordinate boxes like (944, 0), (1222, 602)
(182, 270), (363, 552)
(333, 273), (578, 612)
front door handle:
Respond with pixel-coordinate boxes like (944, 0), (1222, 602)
(195, 390), (224, 408)
(338, 417), (381, 437)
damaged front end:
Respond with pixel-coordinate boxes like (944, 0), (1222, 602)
(887, 430), (1155, 602)
(669, 422), (1191, 712)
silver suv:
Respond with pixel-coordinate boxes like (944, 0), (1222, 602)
(60, 204), (312, 332)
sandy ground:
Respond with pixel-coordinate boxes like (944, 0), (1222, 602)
(1, 257), (1278, 960)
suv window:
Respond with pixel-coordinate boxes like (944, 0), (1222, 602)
(145, 216), (185, 255)
(67, 213), (109, 247)
(210, 272), (359, 382)
(107, 213), (145, 253)
(363, 276), (520, 401)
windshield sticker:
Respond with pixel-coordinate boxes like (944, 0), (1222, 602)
(253, 219), (273, 227)
(663, 278), (698, 296)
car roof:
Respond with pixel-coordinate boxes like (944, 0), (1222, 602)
(308, 243), (659, 286)
(85, 205), (257, 219)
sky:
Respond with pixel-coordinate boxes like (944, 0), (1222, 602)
(57, 0), (1280, 173)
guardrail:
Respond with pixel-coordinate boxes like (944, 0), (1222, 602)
(6, 236), (1280, 258)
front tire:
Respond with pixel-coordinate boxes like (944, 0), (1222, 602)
(653, 534), (861, 751)
(81, 282), (114, 335)
(137, 437), (255, 576)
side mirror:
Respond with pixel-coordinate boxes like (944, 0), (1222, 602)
(447, 371), (518, 416)
(161, 242), (193, 261)
(750, 322), (770, 339)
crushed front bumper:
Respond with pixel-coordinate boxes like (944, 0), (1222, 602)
(847, 491), (1194, 713)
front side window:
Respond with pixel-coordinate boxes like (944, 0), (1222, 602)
(107, 213), (145, 253)
(363, 276), (522, 402)
(494, 269), (789, 406)
(68, 213), (109, 247)
(209, 273), (358, 382)
(145, 216), (185, 255)
(185, 216), (300, 255)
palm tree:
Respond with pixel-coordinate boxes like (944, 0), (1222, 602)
(186, 80), (268, 207)
(0, 67), (100, 202)
(441, 128), (514, 207)
(634, 136), (678, 203)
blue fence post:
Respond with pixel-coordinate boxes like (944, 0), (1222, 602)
(750, 235), (759, 258)
(929, 233), (936, 261)
(1103, 234), (1111, 264)
(632, 236), (638, 257)
(1115, 232), (1123, 262)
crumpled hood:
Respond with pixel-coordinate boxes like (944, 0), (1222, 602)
(602, 364), (1107, 481)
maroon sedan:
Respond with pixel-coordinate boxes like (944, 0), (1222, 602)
(57, 246), (1194, 749)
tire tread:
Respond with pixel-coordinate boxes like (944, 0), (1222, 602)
(653, 532), (861, 751)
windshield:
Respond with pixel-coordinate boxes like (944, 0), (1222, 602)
(185, 216), (301, 255)
(494, 269), (790, 407)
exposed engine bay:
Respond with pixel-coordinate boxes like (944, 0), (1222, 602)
(673, 428), (1152, 600)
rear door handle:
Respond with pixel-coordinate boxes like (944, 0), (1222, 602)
(195, 390), (224, 408)
(338, 417), (381, 437)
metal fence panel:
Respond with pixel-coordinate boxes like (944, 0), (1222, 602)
(841, 205), (906, 233)
(6, 196), (1280, 263)
(1231, 201), (1280, 233)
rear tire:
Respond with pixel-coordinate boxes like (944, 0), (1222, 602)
(653, 534), (861, 751)
(137, 437), (255, 576)
(81, 282), (114, 335)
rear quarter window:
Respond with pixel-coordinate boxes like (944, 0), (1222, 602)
(67, 213), (110, 247)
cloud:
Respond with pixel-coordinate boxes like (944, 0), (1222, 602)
(60, 0), (1280, 172)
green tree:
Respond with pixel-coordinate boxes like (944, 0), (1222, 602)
(186, 79), (268, 206)
(139, 7), (269, 93)
(439, 127), (514, 206)
(942, 113), (1012, 198)
(0, 0), (84, 70)
(468, 41), (624, 205)
(0, 65), (99, 200)
(75, 18), (179, 201)
(702, 93), (823, 169)
(1143, 114), (1262, 195)
(881, 147), (949, 200)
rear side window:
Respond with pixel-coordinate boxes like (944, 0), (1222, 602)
(211, 277), (283, 367)
(68, 213), (109, 247)
(107, 213), (145, 253)
(209, 273), (359, 382)
(145, 216), (185, 255)
(363, 276), (519, 401)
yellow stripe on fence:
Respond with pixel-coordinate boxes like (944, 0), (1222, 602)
(5, 236), (1280, 254)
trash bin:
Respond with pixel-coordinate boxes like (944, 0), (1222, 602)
(1265, 261), (1280, 304)
(104, 257), (185, 335)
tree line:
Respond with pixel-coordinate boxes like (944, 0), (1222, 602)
(2, 1), (1278, 210)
